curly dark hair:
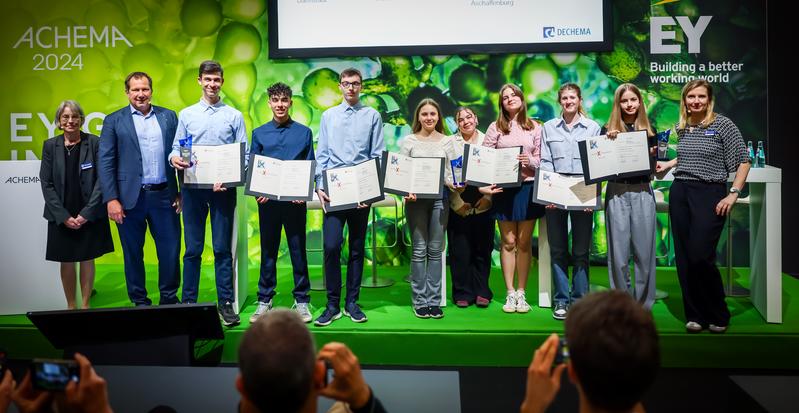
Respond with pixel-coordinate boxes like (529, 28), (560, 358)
(267, 82), (292, 99)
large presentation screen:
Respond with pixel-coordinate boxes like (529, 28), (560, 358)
(268, 0), (612, 58)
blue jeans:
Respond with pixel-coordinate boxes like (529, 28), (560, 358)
(406, 199), (448, 308)
(181, 187), (236, 303)
(257, 200), (310, 303)
(546, 208), (593, 306)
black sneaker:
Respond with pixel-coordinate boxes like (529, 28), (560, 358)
(413, 306), (430, 318)
(314, 307), (342, 327)
(218, 301), (240, 327)
(429, 306), (444, 319)
(552, 303), (568, 320)
(343, 303), (368, 323)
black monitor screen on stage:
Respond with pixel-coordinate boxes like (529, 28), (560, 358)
(268, 0), (613, 58)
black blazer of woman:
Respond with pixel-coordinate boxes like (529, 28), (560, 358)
(40, 132), (106, 224)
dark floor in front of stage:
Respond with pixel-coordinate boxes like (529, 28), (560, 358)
(456, 366), (792, 412)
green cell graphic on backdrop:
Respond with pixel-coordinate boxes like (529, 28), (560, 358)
(2, 0), (765, 268)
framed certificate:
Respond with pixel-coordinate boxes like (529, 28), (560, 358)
(244, 154), (315, 201)
(183, 142), (246, 188)
(380, 151), (445, 199)
(462, 144), (522, 188)
(323, 158), (385, 212)
(578, 131), (651, 185)
(532, 169), (601, 210)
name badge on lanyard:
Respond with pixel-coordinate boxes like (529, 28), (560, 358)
(80, 162), (93, 170)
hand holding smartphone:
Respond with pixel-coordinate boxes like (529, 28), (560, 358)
(31, 359), (79, 391)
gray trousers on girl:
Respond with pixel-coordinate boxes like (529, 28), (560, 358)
(604, 182), (657, 309)
(406, 198), (448, 309)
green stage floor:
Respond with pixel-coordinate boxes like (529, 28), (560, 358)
(2, 263), (798, 369)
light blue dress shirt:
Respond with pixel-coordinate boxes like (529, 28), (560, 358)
(169, 98), (249, 164)
(314, 100), (384, 188)
(130, 105), (166, 184)
(540, 115), (601, 174)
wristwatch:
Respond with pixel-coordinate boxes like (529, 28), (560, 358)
(729, 187), (741, 195)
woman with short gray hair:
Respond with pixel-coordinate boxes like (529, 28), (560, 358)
(39, 100), (113, 309)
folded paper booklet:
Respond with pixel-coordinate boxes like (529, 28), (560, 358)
(462, 144), (522, 188)
(245, 154), (315, 201)
(380, 151), (445, 199)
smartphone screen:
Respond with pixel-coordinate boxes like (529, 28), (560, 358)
(31, 359), (79, 391)
(0, 349), (7, 378)
(554, 338), (570, 364)
(323, 360), (333, 387)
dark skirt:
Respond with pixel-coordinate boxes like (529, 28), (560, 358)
(46, 219), (114, 262)
(493, 180), (546, 221)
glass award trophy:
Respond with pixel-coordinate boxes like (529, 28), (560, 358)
(179, 135), (193, 166)
(450, 156), (465, 187)
(656, 130), (670, 161)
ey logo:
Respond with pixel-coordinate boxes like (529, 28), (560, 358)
(650, 0), (712, 54)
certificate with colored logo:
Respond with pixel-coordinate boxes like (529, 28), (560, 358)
(380, 151), (445, 199)
(532, 169), (601, 210)
(182, 142), (246, 188)
(461, 144), (522, 188)
(244, 154), (315, 201)
(578, 131), (651, 185)
(322, 158), (384, 212)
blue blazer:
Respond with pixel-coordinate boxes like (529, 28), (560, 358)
(98, 105), (179, 209)
(40, 133), (106, 223)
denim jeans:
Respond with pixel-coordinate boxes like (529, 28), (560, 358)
(546, 208), (593, 306)
(181, 187), (236, 303)
(406, 198), (448, 308)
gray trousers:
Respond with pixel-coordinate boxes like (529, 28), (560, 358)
(406, 198), (448, 309)
(604, 182), (657, 309)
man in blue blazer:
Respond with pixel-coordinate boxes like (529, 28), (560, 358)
(98, 71), (182, 306)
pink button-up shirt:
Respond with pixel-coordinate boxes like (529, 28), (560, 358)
(483, 120), (542, 181)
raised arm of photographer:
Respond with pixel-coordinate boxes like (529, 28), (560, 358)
(520, 334), (566, 413)
(63, 353), (112, 413)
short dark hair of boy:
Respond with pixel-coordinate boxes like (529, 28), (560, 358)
(267, 82), (293, 99)
(238, 310), (317, 413)
(565, 290), (660, 412)
(198, 60), (224, 78)
(339, 67), (362, 82)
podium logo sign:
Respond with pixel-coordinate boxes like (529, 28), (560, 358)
(4, 176), (39, 184)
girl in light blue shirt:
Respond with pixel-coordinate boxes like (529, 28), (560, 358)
(540, 83), (601, 321)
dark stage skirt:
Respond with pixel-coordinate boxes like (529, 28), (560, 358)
(493, 180), (546, 222)
(45, 220), (114, 262)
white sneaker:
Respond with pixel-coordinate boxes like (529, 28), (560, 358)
(503, 291), (517, 313)
(685, 321), (703, 333)
(249, 300), (272, 323)
(293, 301), (313, 323)
(515, 290), (531, 313)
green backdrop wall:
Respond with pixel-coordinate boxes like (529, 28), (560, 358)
(2, 0), (766, 268)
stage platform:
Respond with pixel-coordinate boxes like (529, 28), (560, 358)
(1, 264), (798, 369)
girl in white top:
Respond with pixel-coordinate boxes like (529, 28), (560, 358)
(400, 98), (456, 319)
